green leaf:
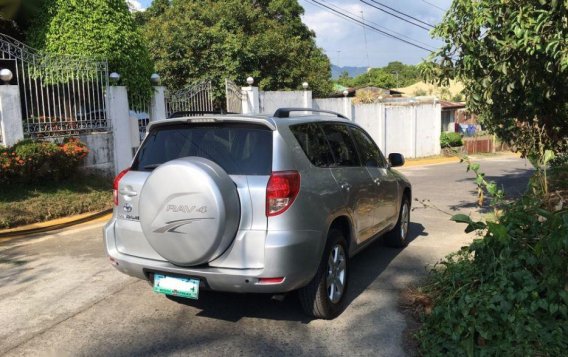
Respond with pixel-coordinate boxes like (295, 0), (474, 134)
(487, 221), (508, 241)
(451, 214), (473, 224)
(543, 150), (555, 164)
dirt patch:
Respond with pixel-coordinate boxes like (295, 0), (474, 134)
(398, 286), (434, 356)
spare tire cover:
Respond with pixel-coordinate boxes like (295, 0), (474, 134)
(139, 157), (240, 266)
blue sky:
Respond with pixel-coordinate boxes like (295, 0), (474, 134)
(131, 0), (452, 68)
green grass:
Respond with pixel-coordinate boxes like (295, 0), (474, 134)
(0, 174), (112, 229)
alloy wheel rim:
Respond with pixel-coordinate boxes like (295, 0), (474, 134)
(326, 244), (347, 304)
(400, 202), (409, 240)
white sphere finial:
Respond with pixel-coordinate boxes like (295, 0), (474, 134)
(302, 82), (309, 90)
(246, 77), (254, 86)
(343, 90), (349, 97)
(150, 73), (161, 85)
(0, 69), (13, 83)
(109, 72), (120, 83)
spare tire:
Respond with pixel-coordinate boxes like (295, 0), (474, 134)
(139, 157), (240, 266)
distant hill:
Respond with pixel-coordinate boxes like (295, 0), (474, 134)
(331, 65), (368, 79)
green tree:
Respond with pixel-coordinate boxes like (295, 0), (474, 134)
(133, 0), (170, 27)
(337, 70), (352, 86)
(142, 0), (332, 100)
(26, 0), (154, 100)
(421, 0), (568, 153)
(341, 62), (420, 89)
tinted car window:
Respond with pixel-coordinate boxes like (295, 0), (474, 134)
(132, 123), (272, 175)
(350, 126), (387, 168)
(321, 123), (361, 167)
(290, 123), (334, 167)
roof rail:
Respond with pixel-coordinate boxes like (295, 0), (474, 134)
(272, 108), (348, 119)
(168, 110), (237, 118)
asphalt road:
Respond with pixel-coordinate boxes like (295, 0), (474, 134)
(0, 156), (533, 357)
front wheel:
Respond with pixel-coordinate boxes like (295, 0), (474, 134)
(384, 196), (410, 248)
(299, 229), (349, 319)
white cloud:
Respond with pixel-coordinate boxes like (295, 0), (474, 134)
(127, 0), (145, 12)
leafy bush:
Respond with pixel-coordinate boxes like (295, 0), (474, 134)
(0, 138), (89, 184)
(550, 152), (568, 168)
(440, 132), (463, 148)
(417, 155), (567, 355)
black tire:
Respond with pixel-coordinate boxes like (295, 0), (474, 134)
(299, 229), (349, 319)
(384, 195), (410, 248)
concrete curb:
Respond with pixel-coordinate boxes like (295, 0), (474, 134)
(403, 152), (521, 168)
(0, 209), (113, 239)
(403, 156), (460, 167)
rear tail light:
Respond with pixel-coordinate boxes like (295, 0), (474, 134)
(266, 171), (300, 217)
(113, 168), (130, 206)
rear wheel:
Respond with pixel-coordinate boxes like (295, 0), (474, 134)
(299, 229), (349, 319)
(384, 195), (410, 248)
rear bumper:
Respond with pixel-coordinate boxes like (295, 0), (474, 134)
(103, 219), (324, 293)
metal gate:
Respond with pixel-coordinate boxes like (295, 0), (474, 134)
(165, 81), (213, 117)
(225, 79), (244, 114)
(0, 33), (109, 138)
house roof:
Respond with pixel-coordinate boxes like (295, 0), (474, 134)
(440, 100), (466, 110)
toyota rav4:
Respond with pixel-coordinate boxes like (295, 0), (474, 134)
(104, 108), (412, 319)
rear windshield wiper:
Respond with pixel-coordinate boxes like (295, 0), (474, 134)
(143, 164), (162, 170)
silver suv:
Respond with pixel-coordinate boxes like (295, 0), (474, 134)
(104, 108), (412, 319)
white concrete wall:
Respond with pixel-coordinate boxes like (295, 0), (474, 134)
(79, 132), (114, 176)
(107, 86), (135, 174)
(0, 85), (24, 147)
(313, 98), (344, 115)
(260, 91), (307, 114)
(312, 97), (441, 158)
(150, 86), (167, 122)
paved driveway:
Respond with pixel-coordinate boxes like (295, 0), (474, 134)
(0, 156), (532, 356)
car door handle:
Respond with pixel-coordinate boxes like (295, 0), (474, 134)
(119, 189), (138, 197)
(340, 183), (352, 192)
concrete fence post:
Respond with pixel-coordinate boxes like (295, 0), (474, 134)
(107, 86), (134, 174)
(150, 86), (167, 122)
(342, 96), (352, 120)
(0, 85), (24, 147)
(241, 86), (260, 114)
(303, 90), (312, 109)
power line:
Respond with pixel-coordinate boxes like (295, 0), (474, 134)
(422, 0), (446, 12)
(305, 0), (434, 52)
(361, 0), (434, 31)
(315, 0), (434, 48)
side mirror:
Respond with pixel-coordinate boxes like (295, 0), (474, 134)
(388, 153), (405, 167)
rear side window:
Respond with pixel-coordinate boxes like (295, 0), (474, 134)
(350, 126), (387, 168)
(289, 123), (334, 167)
(321, 123), (361, 167)
(132, 123), (273, 175)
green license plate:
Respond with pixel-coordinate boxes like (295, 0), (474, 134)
(153, 274), (199, 300)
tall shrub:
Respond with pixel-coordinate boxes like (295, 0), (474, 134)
(26, 0), (154, 101)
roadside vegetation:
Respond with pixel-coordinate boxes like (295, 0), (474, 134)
(411, 148), (567, 355)
(412, 0), (568, 354)
(0, 175), (112, 229)
(0, 139), (111, 229)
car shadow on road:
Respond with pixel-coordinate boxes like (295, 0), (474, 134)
(165, 222), (427, 323)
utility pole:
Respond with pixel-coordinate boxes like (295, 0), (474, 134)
(391, 71), (399, 88)
(360, 10), (372, 86)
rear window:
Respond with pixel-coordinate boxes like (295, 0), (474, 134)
(132, 123), (273, 175)
(289, 123), (334, 167)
